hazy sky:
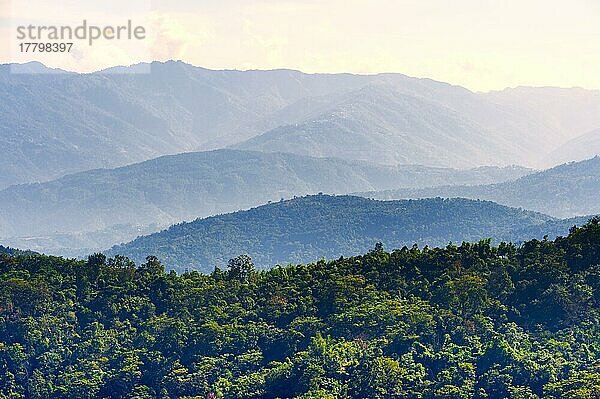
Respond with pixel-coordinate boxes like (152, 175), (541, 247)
(1, 0), (599, 91)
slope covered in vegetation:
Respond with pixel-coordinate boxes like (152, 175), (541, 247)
(1, 220), (599, 398)
(110, 195), (584, 272)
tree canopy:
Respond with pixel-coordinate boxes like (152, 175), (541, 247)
(1, 219), (599, 398)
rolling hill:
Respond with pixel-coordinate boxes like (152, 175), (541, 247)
(108, 195), (588, 272)
(358, 157), (600, 218)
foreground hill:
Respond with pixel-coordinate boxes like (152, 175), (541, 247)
(108, 195), (584, 272)
(359, 156), (600, 218)
(1, 220), (599, 398)
(0, 150), (530, 256)
(0, 245), (36, 256)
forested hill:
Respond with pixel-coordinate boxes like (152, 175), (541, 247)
(358, 156), (600, 218)
(0, 245), (36, 256)
(109, 195), (586, 272)
(1, 220), (599, 398)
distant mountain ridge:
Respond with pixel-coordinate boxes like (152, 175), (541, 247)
(483, 86), (600, 148)
(233, 85), (520, 168)
(357, 156), (600, 218)
(108, 195), (590, 272)
(238, 84), (600, 169)
(0, 61), (369, 188)
(546, 128), (600, 165)
(2, 61), (600, 188)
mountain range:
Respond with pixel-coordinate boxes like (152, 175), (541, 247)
(0, 61), (364, 188)
(233, 85), (520, 168)
(2, 61), (600, 189)
(108, 194), (592, 272)
(358, 156), (600, 218)
(2, 61), (600, 259)
(2, 152), (598, 258)
(0, 149), (530, 256)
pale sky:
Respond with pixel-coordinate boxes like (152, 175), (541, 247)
(1, 0), (599, 91)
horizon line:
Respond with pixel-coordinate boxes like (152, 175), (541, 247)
(2, 60), (598, 94)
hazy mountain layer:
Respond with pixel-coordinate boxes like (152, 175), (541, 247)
(483, 86), (600, 156)
(234, 85), (520, 168)
(0, 61), (369, 188)
(0, 149), (531, 256)
(358, 157), (600, 218)
(3, 61), (599, 188)
(234, 84), (600, 168)
(545, 128), (600, 166)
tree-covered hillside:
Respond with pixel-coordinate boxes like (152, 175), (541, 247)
(1, 220), (599, 398)
(359, 156), (600, 218)
(109, 195), (585, 273)
(0, 245), (36, 256)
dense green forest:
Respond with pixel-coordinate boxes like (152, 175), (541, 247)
(2, 219), (599, 398)
(0, 246), (35, 257)
(110, 195), (588, 272)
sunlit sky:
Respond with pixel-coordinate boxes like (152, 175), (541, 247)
(1, 0), (599, 91)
